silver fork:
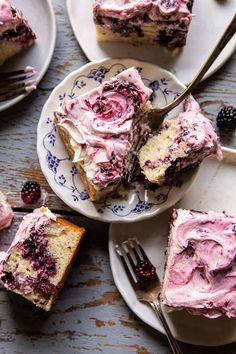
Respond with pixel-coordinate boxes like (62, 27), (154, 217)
(0, 66), (37, 102)
(116, 238), (183, 354)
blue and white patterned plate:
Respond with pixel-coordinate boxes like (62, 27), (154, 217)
(37, 58), (198, 223)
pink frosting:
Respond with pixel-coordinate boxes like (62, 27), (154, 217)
(0, 192), (13, 231)
(55, 67), (152, 188)
(10, 207), (56, 247)
(0, 207), (56, 265)
(93, 0), (193, 21)
(169, 97), (222, 159)
(162, 209), (236, 318)
(0, 0), (22, 31)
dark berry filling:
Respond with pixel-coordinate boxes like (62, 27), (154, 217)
(187, 0), (194, 12)
(1, 225), (57, 301)
(0, 21), (36, 43)
(135, 260), (157, 283)
(11, 8), (17, 17)
(1, 272), (57, 300)
(28, 275), (56, 300)
(165, 156), (201, 183)
(96, 16), (144, 38)
(1, 272), (16, 290)
(158, 29), (187, 47)
(182, 241), (195, 257)
(95, 9), (190, 48)
(21, 181), (41, 204)
(21, 226), (56, 278)
(160, 0), (179, 10)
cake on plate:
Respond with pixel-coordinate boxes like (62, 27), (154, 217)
(0, 0), (36, 65)
(139, 97), (222, 186)
(0, 191), (13, 230)
(161, 209), (236, 318)
(93, 0), (194, 48)
(54, 67), (153, 202)
(0, 207), (85, 311)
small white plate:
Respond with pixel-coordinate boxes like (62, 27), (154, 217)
(67, 0), (236, 84)
(109, 147), (236, 346)
(37, 58), (198, 223)
(0, 0), (56, 112)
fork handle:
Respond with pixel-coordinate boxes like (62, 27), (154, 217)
(150, 299), (183, 354)
(153, 12), (236, 117)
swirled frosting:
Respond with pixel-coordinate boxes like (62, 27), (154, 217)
(55, 67), (152, 189)
(162, 209), (236, 318)
(94, 0), (192, 20)
(0, 191), (13, 231)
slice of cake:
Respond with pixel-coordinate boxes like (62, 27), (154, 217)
(0, 191), (13, 230)
(0, 207), (85, 311)
(93, 0), (194, 48)
(54, 67), (153, 202)
(139, 97), (222, 186)
(161, 209), (236, 318)
(0, 0), (36, 65)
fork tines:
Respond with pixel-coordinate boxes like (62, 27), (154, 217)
(115, 238), (155, 285)
(123, 132), (148, 184)
(116, 238), (183, 353)
(0, 66), (37, 102)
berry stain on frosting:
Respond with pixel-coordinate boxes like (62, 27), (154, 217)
(162, 209), (236, 318)
(55, 67), (152, 190)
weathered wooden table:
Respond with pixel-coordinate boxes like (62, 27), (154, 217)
(0, 1), (236, 353)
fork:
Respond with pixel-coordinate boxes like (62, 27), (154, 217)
(116, 238), (183, 354)
(0, 66), (37, 102)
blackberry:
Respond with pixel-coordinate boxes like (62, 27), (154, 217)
(216, 106), (236, 130)
(135, 260), (156, 283)
(21, 181), (41, 204)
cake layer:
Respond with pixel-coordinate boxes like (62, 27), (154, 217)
(54, 67), (153, 201)
(161, 209), (236, 318)
(0, 207), (85, 311)
(0, 0), (36, 65)
(139, 97), (222, 185)
(93, 0), (194, 47)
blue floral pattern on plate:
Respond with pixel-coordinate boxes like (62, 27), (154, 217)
(38, 59), (197, 223)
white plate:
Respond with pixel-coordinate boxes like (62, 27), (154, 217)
(0, 0), (56, 112)
(67, 0), (236, 84)
(37, 58), (198, 223)
(109, 147), (236, 346)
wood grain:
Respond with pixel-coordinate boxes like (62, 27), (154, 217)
(0, 0), (235, 353)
